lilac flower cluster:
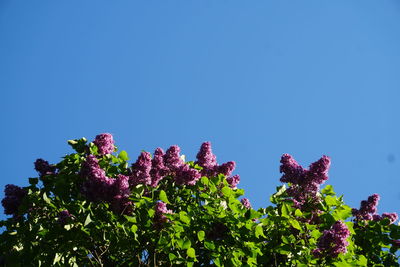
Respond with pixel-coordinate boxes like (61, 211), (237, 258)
(34, 158), (56, 176)
(279, 154), (331, 209)
(313, 221), (350, 258)
(195, 142), (238, 187)
(128, 142), (239, 188)
(130, 152), (152, 186)
(81, 155), (132, 214)
(130, 145), (201, 187)
(58, 210), (72, 225)
(154, 201), (173, 227)
(1, 184), (27, 216)
(149, 148), (168, 187)
(226, 175), (240, 189)
(352, 194), (398, 224)
(352, 194), (380, 221)
(93, 133), (115, 155)
(241, 198), (251, 209)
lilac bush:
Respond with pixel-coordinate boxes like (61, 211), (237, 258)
(0, 133), (399, 266)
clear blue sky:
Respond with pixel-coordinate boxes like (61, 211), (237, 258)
(1, 1), (400, 221)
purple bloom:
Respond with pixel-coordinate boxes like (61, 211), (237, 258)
(279, 154), (331, 211)
(306, 155), (330, 185)
(93, 133), (115, 155)
(280, 154), (305, 184)
(196, 142), (217, 170)
(175, 164), (201, 186)
(34, 158), (56, 176)
(155, 201), (172, 215)
(218, 161), (236, 177)
(130, 152), (152, 186)
(154, 201), (173, 227)
(1, 184), (27, 215)
(81, 156), (132, 214)
(241, 198), (251, 209)
(164, 145), (184, 171)
(58, 210), (72, 225)
(81, 155), (115, 202)
(150, 148), (168, 187)
(352, 194), (380, 221)
(114, 174), (130, 197)
(313, 221), (350, 258)
(226, 175), (240, 189)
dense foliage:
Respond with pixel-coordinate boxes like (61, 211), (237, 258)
(1, 133), (399, 266)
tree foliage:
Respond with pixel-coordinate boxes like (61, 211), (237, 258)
(0, 134), (399, 266)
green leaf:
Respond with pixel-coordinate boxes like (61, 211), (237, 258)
(333, 206), (352, 220)
(159, 190), (170, 204)
(289, 219), (301, 230)
(204, 241), (215, 250)
(221, 186), (232, 197)
(179, 211), (190, 224)
(321, 185), (335, 196)
(281, 203), (290, 217)
(169, 253), (177, 261)
(200, 176), (209, 185)
(187, 247), (196, 258)
(53, 253), (62, 265)
(197, 231), (205, 241)
(255, 224), (265, 238)
(43, 192), (51, 205)
(325, 195), (338, 206)
(124, 215), (136, 223)
(294, 209), (303, 217)
(356, 255), (368, 266)
(182, 239), (191, 249)
(118, 150), (129, 161)
(84, 214), (92, 226)
(131, 225), (138, 233)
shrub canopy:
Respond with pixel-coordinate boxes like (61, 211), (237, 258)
(1, 133), (399, 266)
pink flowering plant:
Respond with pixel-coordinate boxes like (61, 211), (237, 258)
(0, 133), (399, 266)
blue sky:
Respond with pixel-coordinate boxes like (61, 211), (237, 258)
(1, 1), (400, 221)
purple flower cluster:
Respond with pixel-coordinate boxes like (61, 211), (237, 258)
(154, 201), (173, 227)
(130, 152), (152, 186)
(150, 148), (168, 187)
(195, 142), (238, 187)
(352, 194), (380, 221)
(34, 158), (56, 176)
(164, 145), (185, 171)
(1, 184), (27, 216)
(226, 175), (240, 189)
(128, 142), (240, 188)
(175, 164), (202, 186)
(313, 221), (350, 258)
(130, 145), (202, 187)
(241, 198), (251, 209)
(93, 133), (115, 155)
(58, 210), (72, 225)
(81, 155), (132, 214)
(353, 194), (398, 224)
(279, 154), (331, 209)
